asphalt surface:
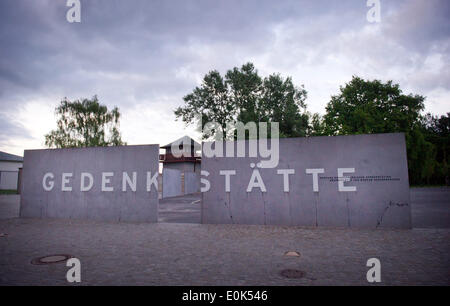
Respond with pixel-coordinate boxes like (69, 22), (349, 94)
(410, 187), (450, 228)
(158, 193), (201, 223)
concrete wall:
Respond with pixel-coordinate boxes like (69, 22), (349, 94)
(162, 168), (182, 198)
(20, 145), (159, 222)
(201, 133), (411, 229)
(184, 172), (199, 195)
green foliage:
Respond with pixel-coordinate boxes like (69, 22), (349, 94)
(174, 63), (309, 139)
(319, 76), (446, 185)
(0, 190), (18, 194)
(421, 113), (450, 185)
(175, 66), (447, 186)
(45, 96), (126, 148)
(323, 76), (425, 135)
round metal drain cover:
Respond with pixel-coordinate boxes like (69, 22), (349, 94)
(31, 254), (72, 265)
(284, 251), (300, 257)
(280, 269), (306, 279)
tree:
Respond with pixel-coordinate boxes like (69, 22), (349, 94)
(308, 113), (327, 136)
(174, 63), (309, 139)
(422, 113), (450, 185)
(45, 96), (126, 148)
(323, 76), (425, 135)
(321, 76), (434, 185)
(175, 70), (235, 140)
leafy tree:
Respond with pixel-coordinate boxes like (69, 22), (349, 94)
(260, 73), (308, 138)
(422, 113), (450, 185)
(323, 76), (425, 135)
(45, 96), (126, 148)
(321, 76), (434, 185)
(174, 63), (309, 139)
(307, 113), (328, 136)
(175, 70), (235, 140)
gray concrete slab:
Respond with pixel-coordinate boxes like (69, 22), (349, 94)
(1, 187), (449, 227)
(20, 145), (159, 223)
(202, 133), (411, 229)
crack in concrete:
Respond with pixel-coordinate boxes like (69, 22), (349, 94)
(376, 201), (409, 228)
(224, 193), (234, 224)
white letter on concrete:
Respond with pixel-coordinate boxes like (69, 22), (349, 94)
(220, 170), (236, 192)
(80, 172), (93, 192)
(201, 170), (210, 192)
(247, 169), (267, 193)
(338, 168), (356, 192)
(122, 172), (137, 192)
(146, 172), (158, 192)
(366, 258), (381, 283)
(61, 173), (73, 191)
(306, 168), (324, 192)
(66, 258), (81, 283)
(277, 169), (295, 192)
(102, 172), (114, 192)
(42, 172), (54, 191)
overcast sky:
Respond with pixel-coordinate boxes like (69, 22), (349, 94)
(0, 0), (449, 156)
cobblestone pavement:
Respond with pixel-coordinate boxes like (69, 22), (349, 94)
(0, 218), (448, 285)
(0, 188), (448, 285)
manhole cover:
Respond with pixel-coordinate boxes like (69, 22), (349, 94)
(284, 251), (300, 257)
(280, 269), (306, 279)
(31, 254), (73, 265)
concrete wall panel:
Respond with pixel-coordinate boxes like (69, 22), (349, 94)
(20, 145), (159, 222)
(201, 133), (411, 229)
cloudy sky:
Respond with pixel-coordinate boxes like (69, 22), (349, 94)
(0, 0), (449, 156)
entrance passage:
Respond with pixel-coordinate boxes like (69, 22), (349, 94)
(158, 193), (201, 224)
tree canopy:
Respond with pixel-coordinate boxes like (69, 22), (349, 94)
(316, 76), (447, 185)
(45, 96), (126, 148)
(174, 63), (309, 139)
(176, 69), (448, 186)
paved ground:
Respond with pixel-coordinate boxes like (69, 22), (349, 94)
(0, 188), (448, 285)
(0, 195), (20, 220)
(159, 193), (201, 223)
(410, 187), (450, 228)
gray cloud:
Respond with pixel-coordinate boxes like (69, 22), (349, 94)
(0, 0), (449, 153)
(0, 113), (32, 142)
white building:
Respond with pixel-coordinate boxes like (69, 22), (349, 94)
(0, 151), (23, 190)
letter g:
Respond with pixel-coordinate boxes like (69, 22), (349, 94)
(43, 172), (54, 191)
